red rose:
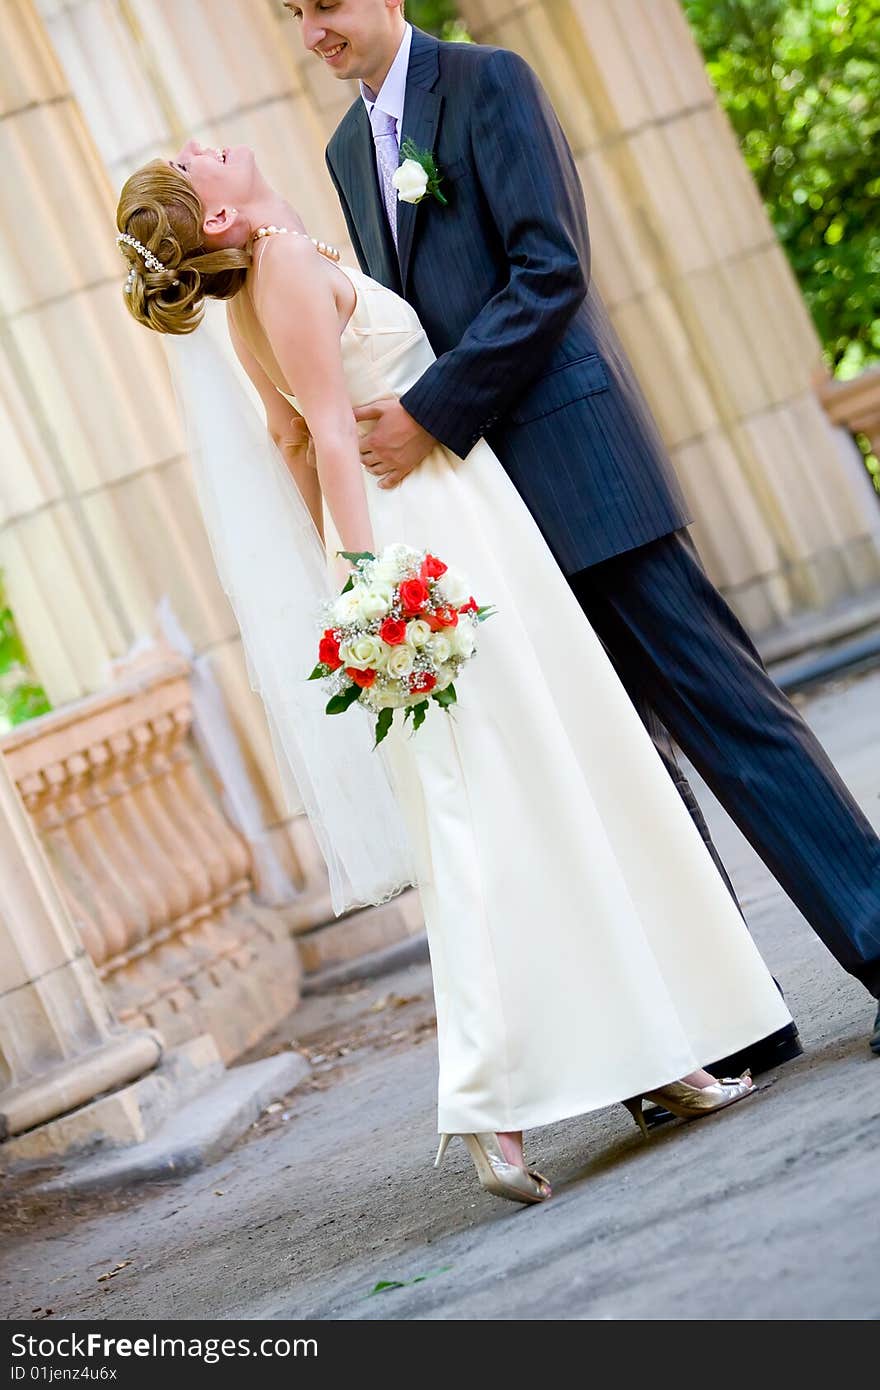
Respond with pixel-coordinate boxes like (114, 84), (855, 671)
(420, 553), (448, 581)
(459, 597), (478, 615)
(346, 667), (377, 689)
(319, 630), (342, 671)
(425, 605), (459, 632)
(379, 617), (408, 646)
(410, 671), (437, 694)
(398, 577), (430, 615)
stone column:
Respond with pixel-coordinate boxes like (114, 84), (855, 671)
(0, 752), (160, 1142)
(38, 0), (351, 252)
(460, 0), (880, 634)
(22, 0), (425, 962)
(0, 0), (327, 924)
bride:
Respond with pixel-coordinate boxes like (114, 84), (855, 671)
(115, 141), (792, 1206)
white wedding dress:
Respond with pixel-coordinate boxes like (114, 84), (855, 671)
(230, 260), (791, 1136)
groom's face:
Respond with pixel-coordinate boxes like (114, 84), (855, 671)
(284, 1), (405, 84)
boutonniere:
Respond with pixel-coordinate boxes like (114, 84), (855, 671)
(392, 138), (448, 207)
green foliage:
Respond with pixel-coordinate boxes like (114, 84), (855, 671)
(407, 1), (471, 42)
(0, 586), (50, 733)
(432, 682), (457, 708)
(367, 1265), (452, 1295)
(410, 699), (429, 731)
(325, 683), (362, 716)
(683, 0), (880, 377)
(337, 550), (376, 565)
(373, 706), (395, 747)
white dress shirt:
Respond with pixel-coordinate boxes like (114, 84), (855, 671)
(360, 22), (413, 158)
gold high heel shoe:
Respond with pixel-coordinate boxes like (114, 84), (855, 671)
(434, 1132), (552, 1205)
(623, 1071), (755, 1140)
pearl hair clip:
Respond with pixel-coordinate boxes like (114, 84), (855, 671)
(116, 232), (180, 291)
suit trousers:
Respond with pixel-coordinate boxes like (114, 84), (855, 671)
(569, 530), (880, 997)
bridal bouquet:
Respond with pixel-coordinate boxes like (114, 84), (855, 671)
(310, 544), (494, 746)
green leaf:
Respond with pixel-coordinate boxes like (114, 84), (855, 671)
(325, 683), (362, 715)
(366, 1265), (453, 1297)
(337, 550), (375, 565)
(400, 137), (449, 207)
(411, 699), (429, 732)
(340, 574), (355, 594)
(373, 707), (394, 748)
(476, 605), (497, 622)
(432, 683), (457, 708)
(308, 663), (330, 681)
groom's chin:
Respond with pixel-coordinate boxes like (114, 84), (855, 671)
(316, 44), (355, 79)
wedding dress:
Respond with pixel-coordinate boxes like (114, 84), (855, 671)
(225, 258), (792, 1136)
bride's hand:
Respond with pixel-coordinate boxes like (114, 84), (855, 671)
(355, 398), (436, 489)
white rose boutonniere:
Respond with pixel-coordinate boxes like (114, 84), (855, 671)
(392, 139), (448, 208)
(393, 158), (429, 205)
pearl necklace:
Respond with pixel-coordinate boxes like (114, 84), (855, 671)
(252, 224), (341, 262)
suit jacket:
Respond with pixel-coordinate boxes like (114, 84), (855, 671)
(326, 27), (690, 574)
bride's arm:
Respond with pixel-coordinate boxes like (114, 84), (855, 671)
(226, 309), (324, 539)
(252, 236), (374, 556)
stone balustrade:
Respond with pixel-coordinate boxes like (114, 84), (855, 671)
(0, 650), (301, 1063)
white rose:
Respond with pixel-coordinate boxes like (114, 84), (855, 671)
(406, 618), (432, 649)
(369, 687), (401, 710)
(333, 588), (362, 625)
(435, 664), (456, 691)
(388, 688), (418, 710)
(386, 646), (415, 680)
(341, 635), (387, 671)
(453, 623), (477, 660)
(392, 158), (429, 205)
(427, 633), (453, 664)
(381, 542), (411, 564)
(357, 584), (394, 623)
(372, 559), (399, 586)
(437, 568), (469, 607)
(373, 544), (409, 585)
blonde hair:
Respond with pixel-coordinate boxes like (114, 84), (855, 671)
(115, 159), (250, 335)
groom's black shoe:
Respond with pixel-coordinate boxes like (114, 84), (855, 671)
(870, 1005), (880, 1056)
(707, 975), (802, 1079)
(706, 1020), (803, 1079)
(642, 1022), (803, 1130)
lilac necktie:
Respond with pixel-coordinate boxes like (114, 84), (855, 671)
(369, 105), (399, 248)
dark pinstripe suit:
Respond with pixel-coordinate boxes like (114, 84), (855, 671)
(327, 28), (880, 996)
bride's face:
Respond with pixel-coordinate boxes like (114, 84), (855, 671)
(170, 140), (258, 220)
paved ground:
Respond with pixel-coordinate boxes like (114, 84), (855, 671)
(2, 670), (879, 1322)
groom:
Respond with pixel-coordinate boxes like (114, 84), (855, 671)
(287, 0), (880, 1056)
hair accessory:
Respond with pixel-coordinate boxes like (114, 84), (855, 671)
(117, 232), (181, 291)
(116, 231), (166, 272)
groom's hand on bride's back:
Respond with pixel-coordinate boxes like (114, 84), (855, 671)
(354, 398), (437, 489)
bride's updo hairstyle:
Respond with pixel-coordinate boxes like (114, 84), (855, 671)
(116, 160), (250, 335)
